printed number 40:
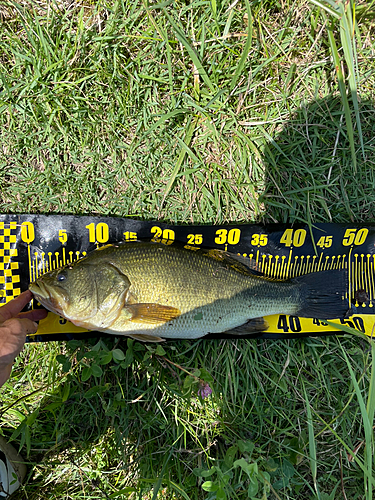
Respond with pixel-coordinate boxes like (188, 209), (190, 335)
(280, 229), (306, 248)
(277, 315), (302, 333)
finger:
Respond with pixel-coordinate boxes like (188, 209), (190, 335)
(0, 291), (33, 323)
(0, 363), (13, 388)
(18, 308), (48, 322)
(2, 317), (39, 336)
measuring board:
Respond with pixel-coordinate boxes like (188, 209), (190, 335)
(0, 214), (374, 342)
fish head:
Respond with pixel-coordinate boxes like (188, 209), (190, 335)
(29, 263), (97, 320)
(29, 261), (131, 328)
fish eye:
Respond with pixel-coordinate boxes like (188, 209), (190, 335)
(57, 272), (67, 282)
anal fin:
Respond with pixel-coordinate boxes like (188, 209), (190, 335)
(224, 317), (269, 336)
(128, 333), (165, 342)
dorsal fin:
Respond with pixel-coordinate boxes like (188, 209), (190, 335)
(199, 247), (274, 278)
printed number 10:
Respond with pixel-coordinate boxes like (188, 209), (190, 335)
(86, 223), (109, 243)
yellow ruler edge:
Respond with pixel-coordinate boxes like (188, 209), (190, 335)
(266, 313), (374, 337)
(31, 312), (375, 338)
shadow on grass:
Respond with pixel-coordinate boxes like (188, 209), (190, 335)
(260, 96), (375, 223)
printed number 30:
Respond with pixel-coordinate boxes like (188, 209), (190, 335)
(214, 228), (241, 245)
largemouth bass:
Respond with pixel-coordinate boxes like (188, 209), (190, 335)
(29, 241), (348, 341)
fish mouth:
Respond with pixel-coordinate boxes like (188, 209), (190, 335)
(29, 281), (50, 301)
(29, 281), (65, 316)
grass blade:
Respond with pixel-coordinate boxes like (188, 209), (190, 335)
(367, 342), (375, 433)
(142, 109), (191, 138)
(160, 115), (199, 209)
(310, 0), (364, 170)
(151, 448), (174, 500)
(308, 0), (341, 19)
(162, 9), (215, 93)
(229, 0), (252, 91)
(314, 410), (374, 484)
(339, 1), (365, 160)
(340, 343), (374, 500)
(142, 0), (176, 107)
(326, 14), (357, 172)
(366, 342), (375, 500)
(303, 383), (321, 500)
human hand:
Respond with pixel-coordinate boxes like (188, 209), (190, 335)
(0, 290), (47, 387)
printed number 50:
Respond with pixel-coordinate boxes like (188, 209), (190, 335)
(342, 228), (368, 246)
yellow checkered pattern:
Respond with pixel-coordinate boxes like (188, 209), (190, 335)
(0, 221), (20, 303)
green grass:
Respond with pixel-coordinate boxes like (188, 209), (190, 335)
(0, 0), (375, 498)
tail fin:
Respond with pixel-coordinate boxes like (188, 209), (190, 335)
(293, 269), (351, 320)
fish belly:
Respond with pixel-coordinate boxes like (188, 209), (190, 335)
(101, 291), (299, 339)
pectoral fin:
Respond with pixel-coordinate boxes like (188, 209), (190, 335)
(224, 317), (269, 335)
(124, 303), (181, 324)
